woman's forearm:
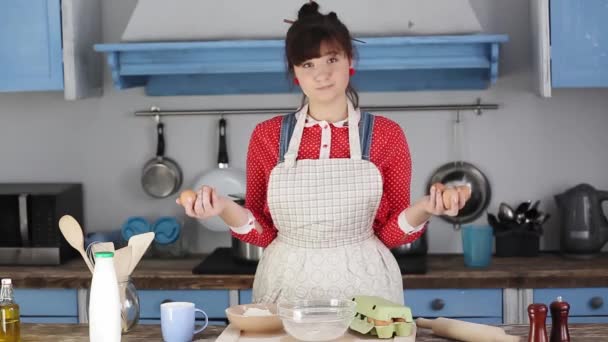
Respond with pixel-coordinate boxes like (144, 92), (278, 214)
(218, 196), (250, 228)
(403, 197), (432, 227)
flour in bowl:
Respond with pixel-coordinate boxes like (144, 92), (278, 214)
(243, 307), (273, 316)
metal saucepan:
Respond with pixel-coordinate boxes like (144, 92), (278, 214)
(228, 196), (264, 263)
(391, 230), (428, 256)
(141, 120), (182, 198)
(193, 117), (246, 232)
(427, 161), (491, 229)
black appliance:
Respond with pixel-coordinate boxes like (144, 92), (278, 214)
(193, 247), (426, 275)
(554, 183), (608, 258)
(0, 183), (83, 265)
(391, 230), (428, 256)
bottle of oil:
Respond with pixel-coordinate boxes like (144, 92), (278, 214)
(0, 278), (20, 342)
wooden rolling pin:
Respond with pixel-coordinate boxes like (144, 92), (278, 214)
(416, 317), (521, 342)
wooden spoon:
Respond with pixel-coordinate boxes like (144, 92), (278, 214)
(127, 232), (155, 275)
(58, 215), (94, 273)
(113, 246), (132, 283)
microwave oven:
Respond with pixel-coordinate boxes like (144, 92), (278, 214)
(0, 183), (83, 265)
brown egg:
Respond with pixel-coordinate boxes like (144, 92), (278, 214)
(432, 183), (455, 209)
(457, 185), (472, 202)
(179, 189), (197, 205)
(442, 188), (458, 209)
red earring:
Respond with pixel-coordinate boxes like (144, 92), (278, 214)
(294, 78), (300, 85)
(349, 68), (355, 76)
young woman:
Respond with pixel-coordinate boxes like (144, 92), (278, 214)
(178, 1), (468, 304)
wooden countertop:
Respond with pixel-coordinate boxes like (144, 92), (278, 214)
(1, 253), (606, 289)
(18, 323), (608, 341)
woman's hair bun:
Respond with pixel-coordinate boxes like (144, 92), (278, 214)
(297, 1), (321, 21)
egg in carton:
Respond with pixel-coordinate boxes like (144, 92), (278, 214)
(349, 295), (414, 339)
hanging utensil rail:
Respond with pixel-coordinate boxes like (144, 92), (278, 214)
(134, 98), (499, 117)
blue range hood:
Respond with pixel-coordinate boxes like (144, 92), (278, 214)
(95, 34), (508, 96)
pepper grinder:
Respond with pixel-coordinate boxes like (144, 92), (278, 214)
(550, 296), (570, 342)
(528, 303), (548, 342)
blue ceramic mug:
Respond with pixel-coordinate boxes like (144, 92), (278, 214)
(161, 302), (208, 342)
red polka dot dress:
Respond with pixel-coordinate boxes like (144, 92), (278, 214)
(230, 111), (427, 249)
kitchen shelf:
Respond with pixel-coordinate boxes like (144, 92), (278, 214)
(94, 34), (509, 96)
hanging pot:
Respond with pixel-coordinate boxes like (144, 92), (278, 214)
(141, 120), (183, 198)
(425, 111), (491, 229)
(228, 195), (264, 263)
(427, 161), (491, 229)
(192, 117), (246, 232)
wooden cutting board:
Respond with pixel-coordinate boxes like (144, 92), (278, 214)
(215, 324), (417, 342)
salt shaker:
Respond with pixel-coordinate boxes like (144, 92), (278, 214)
(550, 296), (570, 342)
(528, 303), (548, 342)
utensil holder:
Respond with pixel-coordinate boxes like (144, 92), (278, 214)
(495, 229), (540, 257)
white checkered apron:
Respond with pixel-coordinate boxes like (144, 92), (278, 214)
(252, 103), (404, 304)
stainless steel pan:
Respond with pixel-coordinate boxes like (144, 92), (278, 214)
(427, 161), (491, 229)
(230, 195), (264, 263)
(141, 121), (183, 198)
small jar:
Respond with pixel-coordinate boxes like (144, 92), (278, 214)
(87, 277), (140, 334)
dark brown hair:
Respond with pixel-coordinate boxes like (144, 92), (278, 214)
(285, 1), (359, 108)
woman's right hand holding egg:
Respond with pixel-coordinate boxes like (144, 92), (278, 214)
(423, 183), (471, 217)
(176, 186), (226, 219)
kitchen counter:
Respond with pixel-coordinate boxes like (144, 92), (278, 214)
(18, 323), (608, 341)
(1, 253), (607, 289)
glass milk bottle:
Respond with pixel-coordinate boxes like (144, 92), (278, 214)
(89, 251), (121, 342)
(0, 278), (20, 342)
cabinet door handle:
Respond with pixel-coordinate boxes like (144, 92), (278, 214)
(161, 299), (174, 305)
(590, 296), (604, 310)
(431, 298), (445, 311)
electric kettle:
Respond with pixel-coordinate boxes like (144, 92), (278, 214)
(554, 183), (608, 258)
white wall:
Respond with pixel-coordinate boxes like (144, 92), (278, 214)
(1, 0), (607, 254)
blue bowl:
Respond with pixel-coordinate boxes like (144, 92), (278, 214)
(121, 216), (151, 241)
(152, 217), (181, 245)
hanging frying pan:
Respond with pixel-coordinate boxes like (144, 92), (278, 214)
(427, 161), (491, 229)
(426, 111), (491, 229)
(193, 117), (246, 232)
(141, 119), (183, 198)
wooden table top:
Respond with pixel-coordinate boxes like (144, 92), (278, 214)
(0, 252), (606, 289)
(19, 323), (608, 341)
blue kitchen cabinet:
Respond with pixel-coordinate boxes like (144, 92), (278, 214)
(0, 0), (102, 99)
(0, 0), (63, 92)
(14, 289), (78, 324)
(531, 0), (608, 97)
(550, 0), (608, 88)
(239, 289), (253, 304)
(95, 35), (508, 96)
(405, 289), (503, 324)
(534, 288), (608, 324)
(240, 288), (502, 324)
(138, 318), (227, 326)
(137, 289), (230, 325)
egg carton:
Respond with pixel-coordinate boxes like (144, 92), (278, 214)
(350, 295), (415, 339)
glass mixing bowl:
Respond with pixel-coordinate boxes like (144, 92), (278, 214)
(278, 299), (356, 341)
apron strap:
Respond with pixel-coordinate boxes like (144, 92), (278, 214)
(359, 112), (375, 161)
(278, 110), (376, 164)
(278, 112), (298, 164)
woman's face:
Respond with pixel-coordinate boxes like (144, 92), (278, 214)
(293, 41), (352, 104)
